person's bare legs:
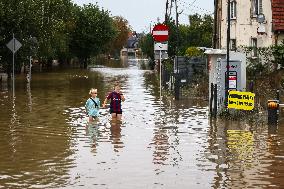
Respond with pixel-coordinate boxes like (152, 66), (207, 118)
(111, 113), (117, 121)
(89, 116), (94, 122)
(111, 113), (117, 119)
(116, 114), (122, 121)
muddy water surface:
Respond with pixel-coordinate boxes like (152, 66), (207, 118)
(0, 63), (284, 188)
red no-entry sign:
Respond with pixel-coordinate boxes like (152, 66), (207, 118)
(152, 24), (169, 42)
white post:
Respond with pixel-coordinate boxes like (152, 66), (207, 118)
(29, 56), (32, 82)
(12, 33), (15, 98)
(160, 50), (162, 105)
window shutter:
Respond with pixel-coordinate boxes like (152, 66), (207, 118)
(231, 2), (234, 18)
(259, 0), (263, 14)
(251, 0), (256, 17)
(250, 0), (253, 18)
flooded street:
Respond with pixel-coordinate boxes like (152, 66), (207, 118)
(0, 63), (284, 189)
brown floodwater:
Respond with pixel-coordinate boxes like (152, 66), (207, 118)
(0, 61), (284, 189)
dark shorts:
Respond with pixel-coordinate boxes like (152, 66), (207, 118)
(110, 109), (122, 115)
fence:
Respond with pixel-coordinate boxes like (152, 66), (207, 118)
(162, 56), (207, 100)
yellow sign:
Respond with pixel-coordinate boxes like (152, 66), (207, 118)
(228, 91), (255, 110)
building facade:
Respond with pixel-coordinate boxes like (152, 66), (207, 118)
(214, 0), (284, 51)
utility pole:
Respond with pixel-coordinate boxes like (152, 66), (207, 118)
(213, 0), (219, 49)
(225, 0), (231, 108)
(175, 0), (180, 57)
(174, 0), (180, 100)
(175, 0), (179, 54)
(165, 0), (169, 22)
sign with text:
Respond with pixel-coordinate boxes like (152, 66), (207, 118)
(228, 91), (255, 110)
(229, 75), (237, 89)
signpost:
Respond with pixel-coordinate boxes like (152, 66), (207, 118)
(6, 34), (22, 97)
(152, 24), (169, 104)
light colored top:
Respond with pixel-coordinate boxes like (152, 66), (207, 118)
(85, 97), (100, 117)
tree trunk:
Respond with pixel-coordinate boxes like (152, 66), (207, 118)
(83, 58), (88, 69)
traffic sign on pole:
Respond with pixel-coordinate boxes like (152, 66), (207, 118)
(152, 24), (169, 42)
(6, 37), (22, 53)
(152, 24), (169, 107)
(6, 34), (22, 97)
(154, 42), (168, 51)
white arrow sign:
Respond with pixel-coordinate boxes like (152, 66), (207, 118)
(154, 42), (168, 51)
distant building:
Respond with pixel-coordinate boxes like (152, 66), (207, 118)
(127, 32), (139, 49)
(214, 0), (284, 51)
(120, 32), (142, 59)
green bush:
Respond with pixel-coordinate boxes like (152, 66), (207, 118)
(185, 47), (203, 57)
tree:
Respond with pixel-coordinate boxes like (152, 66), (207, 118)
(185, 47), (203, 57)
(69, 4), (116, 67)
(141, 14), (213, 60)
(139, 33), (154, 60)
(34, 0), (75, 64)
(179, 14), (213, 55)
(106, 16), (130, 58)
(164, 19), (179, 57)
(0, 0), (75, 72)
(272, 42), (284, 69)
(0, 0), (119, 72)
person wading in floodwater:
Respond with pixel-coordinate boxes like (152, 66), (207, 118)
(85, 88), (100, 123)
(102, 83), (125, 121)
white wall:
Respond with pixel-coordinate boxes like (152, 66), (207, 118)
(220, 0), (274, 49)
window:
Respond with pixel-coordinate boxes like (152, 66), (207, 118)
(252, 0), (263, 16)
(230, 1), (237, 19)
(251, 38), (257, 57)
(230, 39), (237, 51)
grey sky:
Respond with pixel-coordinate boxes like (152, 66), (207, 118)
(73, 0), (214, 33)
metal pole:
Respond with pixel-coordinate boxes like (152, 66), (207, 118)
(29, 56), (32, 82)
(225, 0), (231, 108)
(160, 50), (162, 104)
(210, 83), (214, 115)
(213, 0), (219, 48)
(214, 84), (218, 117)
(12, 33), (15, 98)
(165, 0), (169, 22)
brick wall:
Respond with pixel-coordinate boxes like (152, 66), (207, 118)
(272, 0), (284, 31)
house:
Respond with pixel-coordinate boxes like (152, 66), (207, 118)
(120, 32), (142, 59)
(214, 0), (284, 51)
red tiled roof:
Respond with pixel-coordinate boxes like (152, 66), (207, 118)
(272, 0), (284, 31)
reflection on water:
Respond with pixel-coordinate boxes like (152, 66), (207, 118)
(0, 64), (284, 188)
(86, 123), (99, 152)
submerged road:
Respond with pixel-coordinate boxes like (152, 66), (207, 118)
(0, 62), (284, 188)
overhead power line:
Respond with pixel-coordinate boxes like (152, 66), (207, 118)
(179, 0), (213, 15)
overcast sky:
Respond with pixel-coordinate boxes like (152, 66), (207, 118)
(72, 0), (214, 33)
